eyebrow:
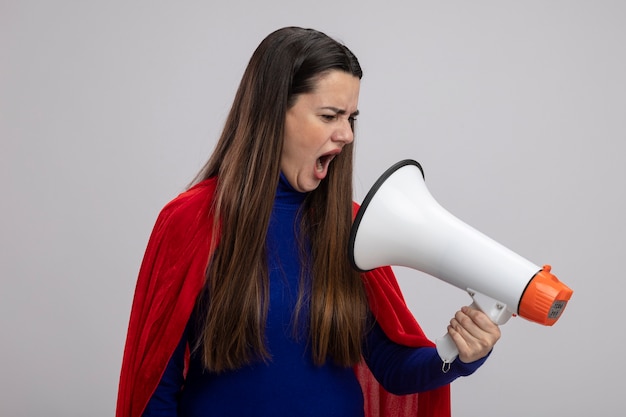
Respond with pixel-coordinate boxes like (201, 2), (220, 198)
(321, 106), (360, 117)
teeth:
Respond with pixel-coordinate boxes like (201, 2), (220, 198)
(317, 154), (336, 173)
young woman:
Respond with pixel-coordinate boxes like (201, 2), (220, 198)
(116, 26), (500, 417)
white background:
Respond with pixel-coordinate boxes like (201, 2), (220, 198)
(2, 1), (624, 416)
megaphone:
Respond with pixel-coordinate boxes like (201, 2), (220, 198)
(349, 159), (573, 365)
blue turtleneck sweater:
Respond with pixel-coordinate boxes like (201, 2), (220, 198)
(143, 174), (486, 417)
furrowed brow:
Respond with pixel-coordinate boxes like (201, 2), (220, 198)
(322, 106), (360, 117)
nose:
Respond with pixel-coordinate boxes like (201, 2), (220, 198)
(332, 118), (354, 145)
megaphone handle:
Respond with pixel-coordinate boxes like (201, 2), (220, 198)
(435, 333), (459, 370)
(436, 301), (481, 367)
(436, 294), (514, 371)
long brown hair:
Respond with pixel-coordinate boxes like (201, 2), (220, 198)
(191, 27), (366, 372)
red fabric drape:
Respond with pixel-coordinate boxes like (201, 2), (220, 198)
(116, 179), (450, 417)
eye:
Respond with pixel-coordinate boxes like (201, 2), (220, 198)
(348, 116), (357, 130)
(321, 114), (338, 121)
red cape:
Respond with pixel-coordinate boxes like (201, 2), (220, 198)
(116, 178), (450, 417)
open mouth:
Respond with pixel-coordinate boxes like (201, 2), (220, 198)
(316, 154), (336, 173)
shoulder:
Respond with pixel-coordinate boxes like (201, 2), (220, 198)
(156, 178), (218, 224)
(148, 178), (218, 246)
(161, 178), (218, 216)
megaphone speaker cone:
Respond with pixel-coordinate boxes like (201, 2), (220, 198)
(349, 159), (425, 272)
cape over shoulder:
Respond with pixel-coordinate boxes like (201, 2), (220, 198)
(116, 178), (218, 417)
(116, 181), (450, 417)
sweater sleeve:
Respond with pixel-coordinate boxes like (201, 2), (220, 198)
(142, 330), (187, 417)
(362, 320), (488, 395)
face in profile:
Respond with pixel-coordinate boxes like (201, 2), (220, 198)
(281, 70), (360, 193)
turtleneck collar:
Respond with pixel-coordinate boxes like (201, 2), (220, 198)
(274, 172), (308, 208)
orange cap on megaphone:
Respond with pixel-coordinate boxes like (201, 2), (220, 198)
(518, 265), (573, 326)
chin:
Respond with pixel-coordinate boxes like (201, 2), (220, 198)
(301, 180), (321, 193)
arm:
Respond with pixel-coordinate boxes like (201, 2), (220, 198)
(362, 319), (489, 395)
(142, 331), (187, 417)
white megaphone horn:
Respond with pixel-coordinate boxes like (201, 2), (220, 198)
(349, 159), (573, 365)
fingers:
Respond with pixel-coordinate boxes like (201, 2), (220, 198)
(448, 306), (501, 363)
(458, 307), (500, 339)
